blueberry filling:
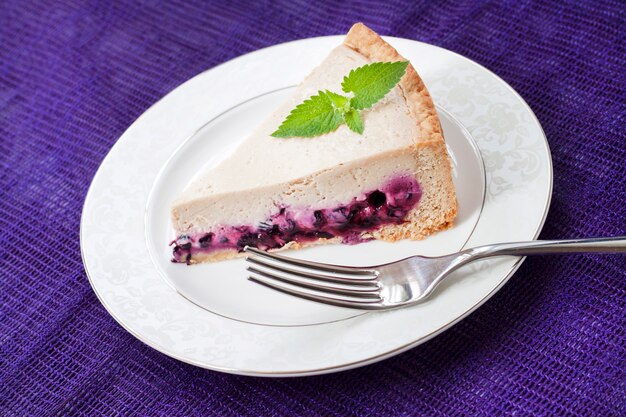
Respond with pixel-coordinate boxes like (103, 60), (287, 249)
(198, 233), (213, 248)
(171, 175), (421, 263)
(367, 190), (386, 208)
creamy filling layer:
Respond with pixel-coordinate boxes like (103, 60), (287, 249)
(171, 175), (421, 264)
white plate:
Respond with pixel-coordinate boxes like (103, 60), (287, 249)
(81, 35), (552, 376)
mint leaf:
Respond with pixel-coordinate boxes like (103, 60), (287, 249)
(341, 61), (409, 110)
(272, 61), (408, 138)
(324, 90), (349, 111)
(344, 109), (363, 134)
(271, 91), (344, 138)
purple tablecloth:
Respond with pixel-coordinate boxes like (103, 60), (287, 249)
(1, 1), (625, 415)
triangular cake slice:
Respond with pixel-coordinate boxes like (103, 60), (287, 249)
(171, 23), (457, 264)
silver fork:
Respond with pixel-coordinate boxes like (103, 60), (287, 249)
(244, 237), (626, 310)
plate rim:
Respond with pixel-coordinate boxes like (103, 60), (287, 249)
(80, 34), (553, 377)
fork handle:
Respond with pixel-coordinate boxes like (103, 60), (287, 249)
(463, 236), (626, 261)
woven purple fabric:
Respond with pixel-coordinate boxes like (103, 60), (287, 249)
(1, 0), (625, 415)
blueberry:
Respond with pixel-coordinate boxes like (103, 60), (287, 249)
(267, 224), (281, 236)
(179, 242), (192, 251)
(357, 217), (377, 228)
(236, 232), (259, 249)
(346, 207), (361, 223)
(313, 210), (325, 227)
(367, 190), (386, 208)
(198, 233), (214, 247)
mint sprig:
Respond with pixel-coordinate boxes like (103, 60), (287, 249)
(271, 61), (408, 138)
(342, 61), (410, 110)
(270, 91), (344, 138)
(344, 109), (363, 134)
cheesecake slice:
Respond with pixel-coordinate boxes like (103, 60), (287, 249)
(171, 23), (457, 264)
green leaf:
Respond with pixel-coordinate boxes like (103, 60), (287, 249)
(341, 61), (409, 110)
(272, 61), (408, 138)
(344, 109), (363, 134)
(324, 90), (349, 111)
(271, 91), (344, 138)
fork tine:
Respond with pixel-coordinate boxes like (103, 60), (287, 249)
(243, 246), (378, 278)
(248, 275), (383, 310)
(247, 267), (380, 297)
(247, 256), (379, 286)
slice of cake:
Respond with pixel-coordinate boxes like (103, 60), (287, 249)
(171, 23), (457, 264)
